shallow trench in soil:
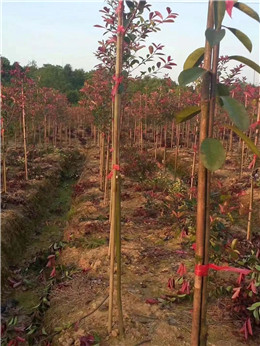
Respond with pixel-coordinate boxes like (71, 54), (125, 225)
(1, 145), (259, 346)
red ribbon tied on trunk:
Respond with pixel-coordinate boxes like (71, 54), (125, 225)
(107, 164), (120, 180)
(195, 263), (251, 277)
(111, 75), (123, 101)
(117, 25), (125, 34)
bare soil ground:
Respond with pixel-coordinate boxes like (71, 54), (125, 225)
(1, 144), (259, 346)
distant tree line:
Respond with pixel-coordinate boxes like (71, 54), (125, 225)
(1, 57), (94, 104)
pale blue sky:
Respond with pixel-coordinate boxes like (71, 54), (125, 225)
(2, 1), (260, 84)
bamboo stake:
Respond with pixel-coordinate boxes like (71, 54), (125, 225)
(99, 132), (105, 191)
(163, 124), (167, 167)
(239, 140), (245, 178)
(174, 124), (180, 180)
(171, 120), (174, 149)
(190, 117), (199, 199)
(246, 91), (260, 240)
(191, 1), (214, 345)
(247, 177), (254, 241)
(155, 127), (158, 160)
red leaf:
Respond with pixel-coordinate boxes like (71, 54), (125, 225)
(250, 120), (260, 130)
(180, 280), (190, 294)
(247, 318), (253, 336)
(8, 341), (17, 346)
(191, 243), (196, 251)
(237, 273), (244, 285)
(145, 298), (159, 305)
(219, 204), (225, 214)
(231, 287), (241, 299)
(240, 321), (248, 340)
(166, 7), (171, 14)
(180, 230), (187, 239)
(155, 11), (163, 20)
(177, 263), (187, 276)
(13, 281), (22, 288)
(175, 250), (187, 255)
(247, 280), (257, 294)
(248, 154), (257, 170)
(74, 321), (79, 332)
(94, 25), (104, 28)
(226, 0), (235, 17)
(80, 335), (95, 346)
(50, 267), (56, 278)
(168, 14), (178, 19)
(167, 277), (175, 290)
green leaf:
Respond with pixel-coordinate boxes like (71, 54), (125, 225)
(200, 138), (226, 171)
(130, 59), (139, 66)
(42, 327), (48, 336)
(253, 308), (259, 321)
(8, 317), (14, 326)
(128, 33), (136, 42)
(225, 27), (252, 52)
(126, 1), (134, 10)
(247, 302), (260, 311)
(216, 83), (230, 96)
(221, 96), (249, 131)
(229, 56), (260, 74)
(205, 28), (225, 47)
(178, 67), (207, 86)
(234, 2), (260, 22)
(231, 238), (238, 250)
(124, 36), (131, 44)
(214, 0), (226, 30)
(183, 47), (204, 70)
(225, 125), (260, 157)
(27, 327), (37, 335)
(137, 1), (146, 13)
(175, 106), (201, 124)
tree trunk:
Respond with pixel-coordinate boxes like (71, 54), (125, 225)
(108, 0), (124, 336)
(103, 134), (110, 206)
(1, 126), (7, 193)
(22, 87), (28, 181)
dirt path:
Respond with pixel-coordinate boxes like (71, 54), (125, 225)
(45, 147), (259, 346)
(1, 145), (259, 346)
